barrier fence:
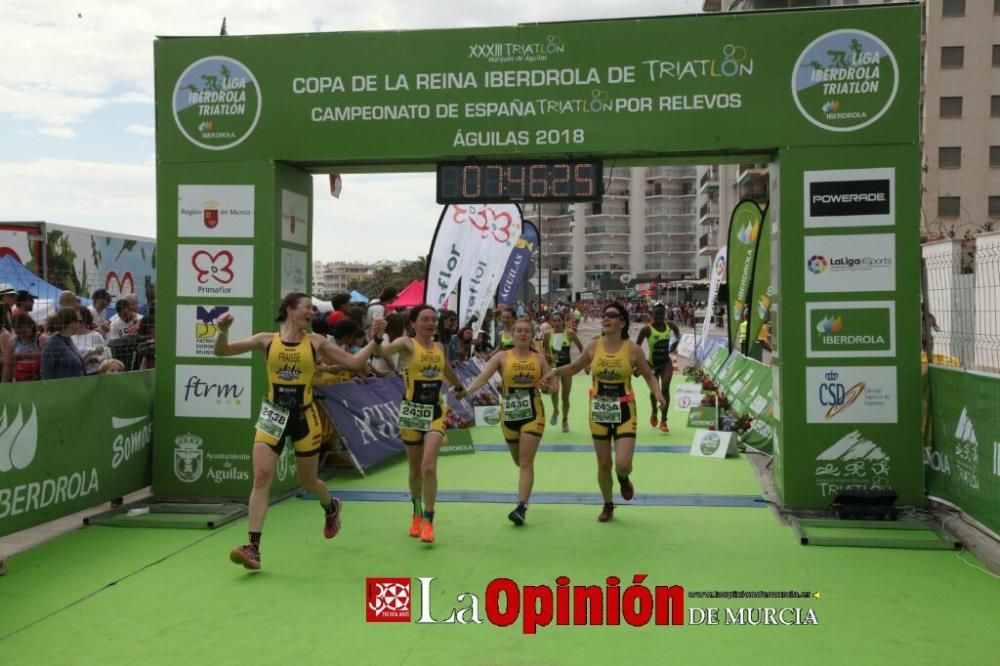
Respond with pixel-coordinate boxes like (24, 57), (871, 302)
(0, 371), (154, 537)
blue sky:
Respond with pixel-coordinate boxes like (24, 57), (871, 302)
(0, 0), (702, 262)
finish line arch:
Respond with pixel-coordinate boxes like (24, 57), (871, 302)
(153, 5), (922, 509)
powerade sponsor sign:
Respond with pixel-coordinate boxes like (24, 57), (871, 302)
(804, 233), (894, 293)
(805, 366), (897, 424)
(804, 168), (893, 228)
(791, 29), (898, 133)
(806, 301), (895, 358)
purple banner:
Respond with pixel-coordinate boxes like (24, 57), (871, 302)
(314, 377), (405, 471)
(496, 221), (539, 307)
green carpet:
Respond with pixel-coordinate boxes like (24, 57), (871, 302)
(2, 377), (998, 665)
(2, 502), (997, 665)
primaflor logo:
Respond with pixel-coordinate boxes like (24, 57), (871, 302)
(173, 56), (261, 150)
(792, 30), (898, 132)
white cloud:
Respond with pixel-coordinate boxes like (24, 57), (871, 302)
(0, 159), (155, 237)
(125, 124), (155, 136)
(37, 126), (76, 139)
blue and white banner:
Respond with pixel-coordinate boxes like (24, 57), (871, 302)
(314, 377), (405, 471)
(496, 221), (539, 307)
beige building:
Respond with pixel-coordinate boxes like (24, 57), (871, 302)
(705, 0), (1000, 239)
(311, 260), (374, 295)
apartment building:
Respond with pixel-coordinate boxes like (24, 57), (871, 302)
(706, 0), (1000, 239)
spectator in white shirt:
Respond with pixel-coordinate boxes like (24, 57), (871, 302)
(89, 288), (112, 334)
(107, 298), (142, 341)
(73, 306), (109, 374)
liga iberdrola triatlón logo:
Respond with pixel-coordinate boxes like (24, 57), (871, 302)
(173, 56), (261, 150)
(791, 29), (898, 132)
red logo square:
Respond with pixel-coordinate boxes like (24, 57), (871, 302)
(366, 577), (411, 622)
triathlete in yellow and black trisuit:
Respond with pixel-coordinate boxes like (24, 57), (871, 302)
(544, 302), (665, 523)
(636, 303), (681, 432)
(543, 311), (583, 432)
(459, 317), (553, 526)
(214, 293), (384, 571)
(378, 305), (466, 544)
(589, 335), (637, 440)
(400, 337), (448, 444)
(499, 350), (546, 443)
(257, 333), (324, 455)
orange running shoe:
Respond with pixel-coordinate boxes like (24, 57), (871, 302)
(229, 544), (261, 570)
(409, 514), (422, 537)
(660, 421), (670, 433)
(420, 520), (435, 543)
(649, 414), (658, 427)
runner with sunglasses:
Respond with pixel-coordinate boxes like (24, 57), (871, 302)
(543, 302), (666, 522)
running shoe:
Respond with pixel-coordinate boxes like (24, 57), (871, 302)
(229, 544), (261, 570)
(598, 503), (615, 523)
(508, 505), (526, 526)
(323, 498), (342, 539)
(561, 420), (569, 433)
(620, 477), (635, 501)
(659, 421), (670, 433)
(409, 514), (422, 537)
(550, 410), (559, 426)
(649, 414), (658, 427)
(420, 520), (435, 543)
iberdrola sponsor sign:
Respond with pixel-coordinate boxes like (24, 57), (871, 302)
(748, 206), (772, 349)
(726, 200), (764, 351)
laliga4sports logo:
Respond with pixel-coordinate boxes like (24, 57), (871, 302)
(807, 255), (828, 274)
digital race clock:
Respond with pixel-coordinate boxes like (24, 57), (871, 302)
(436, 159), (603, 204)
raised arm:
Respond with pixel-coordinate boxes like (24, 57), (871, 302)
(213, 313), (271, 356)
(568, 329), (584, 353)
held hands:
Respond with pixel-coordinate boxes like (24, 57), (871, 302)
(656, 393), (667, 412)
(215, 312), (234, 333)
(454, 386), (468, 401)
(370, 317), (387, 339)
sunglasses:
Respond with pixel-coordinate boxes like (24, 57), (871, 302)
(602, 312), (621, 320)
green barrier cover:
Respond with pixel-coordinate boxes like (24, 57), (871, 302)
(688, 407), (717, 429)
(703, 345), (728, 378)
(926, 366), (1000, 536)
(0, 372), (154, 536)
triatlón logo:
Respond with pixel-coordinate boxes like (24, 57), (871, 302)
(954, 407), (977, 444)
(0, 403), (38, 472)
(814, 430), (891, 498)
(817, 430), (889, 464)
(952, 407), (980, 490)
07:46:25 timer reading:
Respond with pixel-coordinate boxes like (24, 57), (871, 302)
(436, 160), (603, 204)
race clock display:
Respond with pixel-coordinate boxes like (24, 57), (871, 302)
(437, 159), (603, 204)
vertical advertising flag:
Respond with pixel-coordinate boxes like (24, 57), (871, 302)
(748, 206), (772, 350)
(454, 205), (522, 329)
(496, 221), (539, 308)
(697, 246), (727, 361)
(726, 200), (765, 352)
(425, 204), (522, 316)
